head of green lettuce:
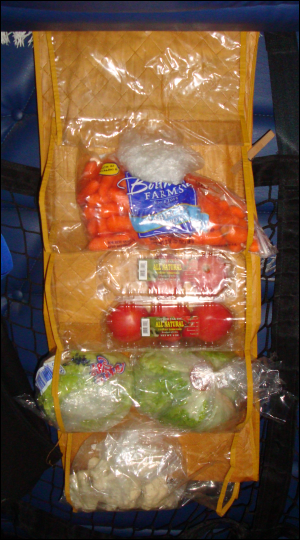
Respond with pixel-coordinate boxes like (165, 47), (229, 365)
(134, 350), (242, 432)
(37, 352), (134, 432)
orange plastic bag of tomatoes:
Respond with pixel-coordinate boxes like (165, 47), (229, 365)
(76, 146), (276, 257)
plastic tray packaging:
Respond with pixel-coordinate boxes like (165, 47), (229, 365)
(46, 247), (247, 353)
(105, 297), (244, 351)
(98, 247), (235, 297)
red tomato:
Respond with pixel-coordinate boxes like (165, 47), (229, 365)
(107, 303), (148, 342)
(149, 304), (190, 342)
(180, 255), (228, 296)
(186, 303), (233, 343)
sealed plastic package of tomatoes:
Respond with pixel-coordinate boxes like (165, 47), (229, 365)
(75, 126), (276, 257)
(98, 246), (236, 297)
(98, 246), (245, 351)
(44, 245), (246, 352)
(105, 298), (242, 351)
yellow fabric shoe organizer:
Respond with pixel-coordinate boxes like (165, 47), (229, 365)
(34, 30), (261, 516)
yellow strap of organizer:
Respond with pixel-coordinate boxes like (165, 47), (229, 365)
(217, 31), (259, 516)
(247, 34), (259, 145)
(44, 253), (65, 431)
(216, 432), (241, 516)
(51, 347), (65, 433)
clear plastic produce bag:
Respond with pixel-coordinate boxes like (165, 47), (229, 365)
(34, 350), (134, 432)
(75, 134), (276, 257)
(67, 423), (188, 512)
(17, 350), (285, 435)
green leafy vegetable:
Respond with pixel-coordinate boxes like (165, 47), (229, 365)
(37, 351), (133, 432)
(134, 350), (236, 432)
(195, 351), (236, 370)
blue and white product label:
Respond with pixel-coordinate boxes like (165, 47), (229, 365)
(125, 174), (209, 238)
(36, 357), (66, 395)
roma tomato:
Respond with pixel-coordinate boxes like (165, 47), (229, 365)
(149, 304), (190, 342)
(180, 255), (228, 295)
(107, 303), (148, 342)
(189, 303), (233, 343)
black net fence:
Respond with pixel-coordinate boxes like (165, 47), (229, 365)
(1, 158), (298, 538)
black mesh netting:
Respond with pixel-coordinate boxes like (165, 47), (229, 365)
(1, 174), (299, 539)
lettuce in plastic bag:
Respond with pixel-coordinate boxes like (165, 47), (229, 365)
(134, 350), (242, 432)
(37, 351), (133, 432)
